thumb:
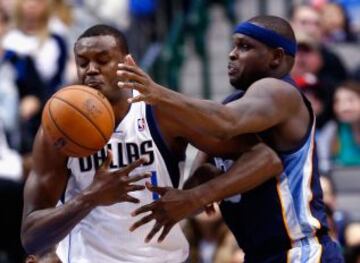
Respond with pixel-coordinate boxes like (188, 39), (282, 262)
(145, 182), (169, 196)
(125, 54), (137, 66)
(99, 150), (112, 170)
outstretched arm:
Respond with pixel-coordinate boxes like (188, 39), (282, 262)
(22, 128), (149, 254)
(130, 142), (283, 242)
(117, 55), (301, 140)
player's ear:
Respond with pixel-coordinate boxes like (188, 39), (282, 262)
(269, 48), (284, 68)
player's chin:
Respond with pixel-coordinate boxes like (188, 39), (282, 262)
(229, 76), (241, 87)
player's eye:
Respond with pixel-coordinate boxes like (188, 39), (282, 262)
(77, 58), (88, 68)
(238, 43), (250, 51)
(97, 57), (110, 65)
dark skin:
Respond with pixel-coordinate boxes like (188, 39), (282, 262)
(21, 36), (151, 254)
(117, 28), (309, 241)
(22, 34), (282, 254)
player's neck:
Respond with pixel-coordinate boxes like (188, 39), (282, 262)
(112, 96), (132, 128)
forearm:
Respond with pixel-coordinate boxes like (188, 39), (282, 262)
(191, 143), (283, 206)
(21, 192), (96, 254)
(158, 86), (237, 140)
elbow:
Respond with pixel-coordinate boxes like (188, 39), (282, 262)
(255, 143), (283, 177)
(21, 219), (41, 255)
(21, 227), (35, 254)
(269, 154), (283, 176)
(212, 123), (237, 141)
(264, 147), (283, 176)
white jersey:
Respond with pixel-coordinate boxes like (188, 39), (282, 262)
(57, 99), (189, 263)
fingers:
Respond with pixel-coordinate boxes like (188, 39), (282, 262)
(123, 157), (147, 173)
(123, 194), (140, 203)
(158, 225), (173, 242)
(125, 54), (137, 66)
(129, 213), (154, 231)
(145, 222), (162, 243)
(127, 172), (151, 183)
(131, 202), (155, 216)
(117, 67), (147, 84)
(127, 94), (146, 104)
(118, 81), (145, 93)
(145, 182), (169, 196)
(99, 150), (112, 170)
(127, 184), (146, 192)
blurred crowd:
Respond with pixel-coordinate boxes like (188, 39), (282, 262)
(0, 0), (359, 262)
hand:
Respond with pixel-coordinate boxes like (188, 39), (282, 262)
(86, 150), (151, 206)
(130, 182), (200, 243)
(183, 163), (221, 216)
(117, 54), (167, 105)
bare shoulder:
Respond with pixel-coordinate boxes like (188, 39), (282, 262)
(249, 77), (301, 98)
(247, 77), (303, 110)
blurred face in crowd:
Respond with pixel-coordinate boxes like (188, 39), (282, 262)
(334, 86), (360, 124)
(292, 43), (323, 76)
(0, 9), (9, 37)
(19, 0), (50, 23)
(292, 6), (322, 41)
(320, 3), (345, 34)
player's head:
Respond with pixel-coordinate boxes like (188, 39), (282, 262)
(229, 15), (296, 89)
(74, 24), (129, 102)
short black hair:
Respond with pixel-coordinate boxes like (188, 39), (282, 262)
(248, 15), (296, 43)
(76, 24), (129, 54)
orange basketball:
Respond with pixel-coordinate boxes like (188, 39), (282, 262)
(41, 85), (115, 157)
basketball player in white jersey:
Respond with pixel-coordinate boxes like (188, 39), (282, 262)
(21, 25), (282, 262)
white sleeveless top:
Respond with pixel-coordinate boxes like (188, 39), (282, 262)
(56, 99), (189, 263)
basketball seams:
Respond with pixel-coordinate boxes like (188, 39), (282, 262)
(52, 96), (108, 144)
(57, 87), (115, 126)
(48, 99), (100, 151)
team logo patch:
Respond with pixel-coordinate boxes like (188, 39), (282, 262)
(137, 118), (145, 131)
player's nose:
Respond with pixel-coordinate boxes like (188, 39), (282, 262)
(87, 62), (100, 75)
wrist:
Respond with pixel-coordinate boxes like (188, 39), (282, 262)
(187, 187), (209, 210)
(77, 190), (98, 210)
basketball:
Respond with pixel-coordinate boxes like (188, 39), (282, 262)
(41, 85), (115, 157)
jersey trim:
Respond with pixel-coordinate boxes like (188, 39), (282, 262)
(146, 105), (181, 188)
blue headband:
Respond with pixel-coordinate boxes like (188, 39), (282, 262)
(234, 22), (297, 56)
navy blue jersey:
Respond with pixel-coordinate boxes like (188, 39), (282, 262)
(215, 76), (343, 262)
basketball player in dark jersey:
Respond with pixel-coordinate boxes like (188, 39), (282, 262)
(21, 24), (282, 262)
(117, 16), (344, 262)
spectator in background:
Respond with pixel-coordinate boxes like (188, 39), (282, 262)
(183, 205), (230, 263)
(294, 72), (336, 173)
(0, 3), (45, 155)
(345, 222), (360, 247)
(2, 0), (68, 153)
(319, 176), (347, 246)
(319, 2), (357, 43)
(0, 122), (26, 262)
(332, 81), (360, 166)
(128, 0), (157, 62)
(48, 0), (73, 38)
(2, 0), (68, 100)
(344, 222), (360, 263)
(290, 4), (347, 86)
